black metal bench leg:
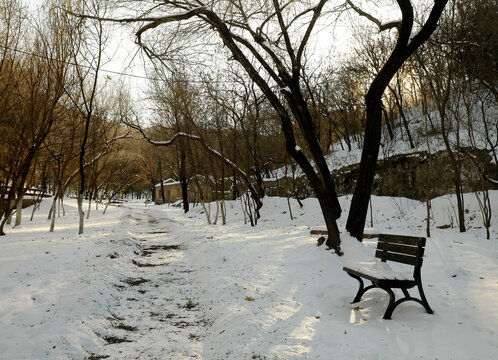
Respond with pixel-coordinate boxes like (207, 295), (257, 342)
(347, 273), (378, 303)
(347, 273), (365, 303)
(417, 280), (434, 314)
(402, 288), (410, 299)
(381, 287), (396, 320)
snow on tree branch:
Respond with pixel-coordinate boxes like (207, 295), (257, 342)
(484, 174), (498, 185)
(63, 6), (207, 27)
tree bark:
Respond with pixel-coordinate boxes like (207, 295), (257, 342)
(50, 196), (57, 232)
(158, 160), (165, 205)
(179, 148), (189, 213)
(14, 196), (22, 226)
(347, 97), (383, 240)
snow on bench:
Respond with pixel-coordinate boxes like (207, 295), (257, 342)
(343, 260), (414, 281)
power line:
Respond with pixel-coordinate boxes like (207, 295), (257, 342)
(0, 43), (235, 85)
(0, 43), (150, 80)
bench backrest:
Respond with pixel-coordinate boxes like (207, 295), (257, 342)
(375, 234), (426, 268)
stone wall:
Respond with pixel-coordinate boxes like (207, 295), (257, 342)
(264, 148), (497, 201)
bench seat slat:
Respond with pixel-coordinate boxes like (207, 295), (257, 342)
(343, 260), (415, 281)
(343, 267), (417, 288)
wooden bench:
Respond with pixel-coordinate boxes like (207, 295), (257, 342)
(343, 234), (433, 320)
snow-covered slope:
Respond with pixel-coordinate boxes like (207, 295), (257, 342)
(268, 100), (497, 180)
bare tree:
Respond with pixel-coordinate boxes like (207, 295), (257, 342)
(64, 0), (110, 234)
(0, 0), (24, 228)
(0, 2), (71, 235)
(149, 70), (199, 213)
(72, 0), (344, 252)
(345, 0), (448, 241)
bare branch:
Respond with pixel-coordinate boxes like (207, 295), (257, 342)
(296, 0), (328, 70)
(272, 0), (296, 68)
(230, 34), (286, 87)
(126, 121), (263, 213)
(135, 7), (208, 40)
(484, 174), (498, 185)
(407, 0), (450, 50)
(346, 0), (401, 31)
(63, 7), (207, 26)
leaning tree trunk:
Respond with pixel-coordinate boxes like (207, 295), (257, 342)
(78, 115), (91, 235)
(281, 84), (342, 251)
(346, 0), (448, 241)
(316, 189), (342, 254)
(0, 212), (11, 235)
(347, 97), (383, 240)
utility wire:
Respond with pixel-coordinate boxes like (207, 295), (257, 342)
(0, 43), (234, 85)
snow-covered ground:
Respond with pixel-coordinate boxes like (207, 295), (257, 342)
(1, 193), (497, 359)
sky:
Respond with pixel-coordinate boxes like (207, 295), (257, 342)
(27, 0), (151, 111)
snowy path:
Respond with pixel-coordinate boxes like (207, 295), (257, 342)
(94, 205), (205, 359)
(0, 200), (206, 360)
(1, 194), (497, 359)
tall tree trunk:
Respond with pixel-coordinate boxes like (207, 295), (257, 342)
(347, 97), (383, 240)
(61, 196), (65, 216)
(0, 212), (11, 235)
(158, 160), (165, 205)
(317, 193), (342, 254)
(232, 122), (239, 200)
(389, 81), (415, 148)
(50, 195), (57, 232)
(441, 112), (466, 232)
(78, 115), (91, 235)
(48, 197), (54, 220)
(382, 107), (394, 140)
(179, 149), (189, 213)
(281, 89), (342, 251)
(6, 199), (15, 225)
(424, 109), (432, 238)
(30, 192), (42, 221)
(453, 168), (466, 232)
(77, 194), (84, 234)
(87, 188), (93, 219)
(15, 196), (23, 226)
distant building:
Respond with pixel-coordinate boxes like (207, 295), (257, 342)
(155, 178), (184, 205)
(155, 176), (242, 205)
